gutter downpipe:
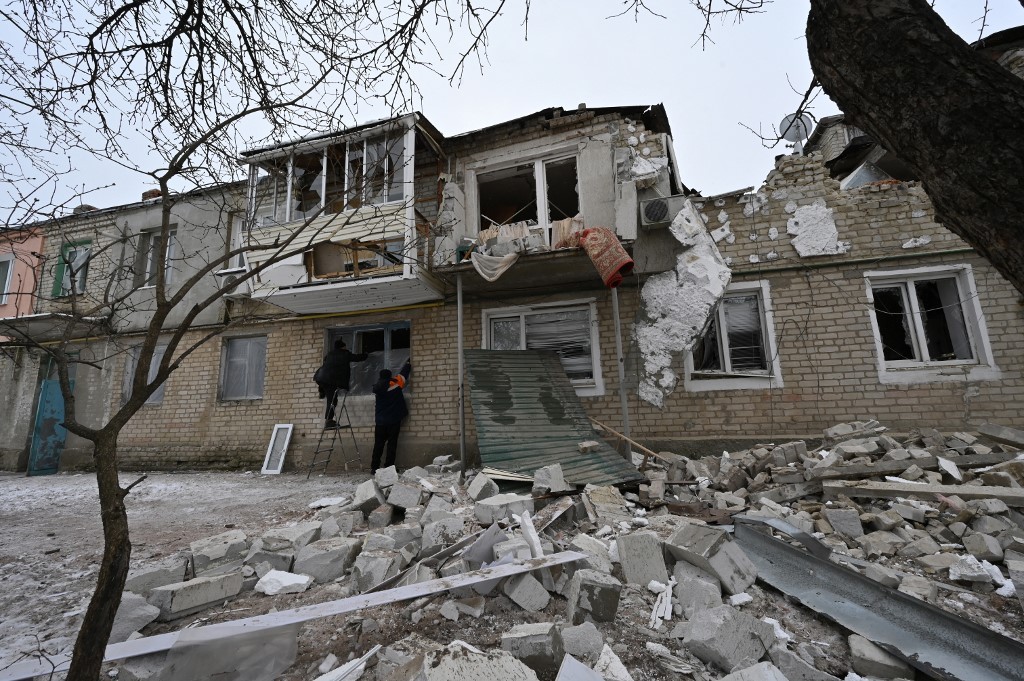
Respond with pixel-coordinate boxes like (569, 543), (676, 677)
(611, 287), (630, 460)
(457, 272), (467, 484)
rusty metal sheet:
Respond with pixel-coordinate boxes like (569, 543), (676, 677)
(464, 350), (643, 486)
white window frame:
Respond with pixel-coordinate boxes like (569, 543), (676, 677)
(0, 253), (14, 304)
(122, 342), (169, 406)
(864, 264), (999, 385)
(467, 144), (580, 248)
(684, 280), (784, 392)
(138, 229), (177, 287)
(219, 335), (268, 401)
(481, 298), (605, 397)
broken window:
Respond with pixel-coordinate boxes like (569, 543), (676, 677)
(485, 302), (600, 391)
(219, 336), (267, 400)
(327, 322), (411, 396)
(871, 276), (973, 364)
(476, 156), (579, 246)
(246, 128), (409, 223)
(686, 282), (783, 391)
(122, 343), (168, 406)
(135, 229), (177, 287)
(52, 241), (91, 297)
(311, 239), (404, 279)
(692, 293), (768, 376)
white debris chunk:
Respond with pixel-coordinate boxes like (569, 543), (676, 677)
(787, 199), (850, 256)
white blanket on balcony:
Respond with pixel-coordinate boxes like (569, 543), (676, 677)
(470, 251), (520, 282)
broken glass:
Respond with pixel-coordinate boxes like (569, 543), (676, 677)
(544, 158), (579, 223)
(915, 278), (973, 361)
(872, 286), (917, 361)
(490, 317), (521, 351)
(387, 134), (406, 203)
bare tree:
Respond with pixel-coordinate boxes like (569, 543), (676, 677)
(0, 2), (513, 678)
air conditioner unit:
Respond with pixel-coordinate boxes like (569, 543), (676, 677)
(214, 268), (252, 299)
(639, 195), (691, 229)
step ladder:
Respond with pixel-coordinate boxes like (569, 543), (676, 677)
(307, 388), (361, 478)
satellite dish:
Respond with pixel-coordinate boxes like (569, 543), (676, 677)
(779, 112), (812, 154)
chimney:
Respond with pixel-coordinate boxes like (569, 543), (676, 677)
(142, 189), (162, 201)
(72, 204), (98, 214)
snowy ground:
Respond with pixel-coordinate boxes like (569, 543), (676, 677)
(0, 470), (363, 675)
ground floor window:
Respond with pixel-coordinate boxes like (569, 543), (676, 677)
(483, 300), (603, 396)
(865, 265), (998, 384)
(685, 280), (783, 391)
(327, 321), (411, 395)
(122, 342), (168, 405)
(219, 336), (267, 400)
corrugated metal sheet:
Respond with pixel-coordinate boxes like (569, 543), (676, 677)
(464, 349), (644, 486)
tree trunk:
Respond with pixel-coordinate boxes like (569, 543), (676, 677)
(66, 431), (131, 680)
(806, 0), (1024, 296)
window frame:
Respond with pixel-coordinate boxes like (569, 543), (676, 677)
(864, 264), (999, 385)
(218, 335), (268, 401)
(122, 342), (169, 406)
(481, 298), (604, 397)
(52, 240), (91, 298)
(136, 228), (178, 288)
(0, 253), (14, 304)
(683, 280), (784, 392)
(247, 124), (413, 227)
(468, 146), (581, 248)
(326, 321), (411, 397)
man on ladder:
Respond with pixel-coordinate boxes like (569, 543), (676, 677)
(315, 339), (367, 428)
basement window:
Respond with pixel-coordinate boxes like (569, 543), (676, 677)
(482, 300), (604, 397)
(327, 322), (411, 396)
(684, 281), (783, 392)
(476, 156), (579, 246)
(865, 265), (998, 384)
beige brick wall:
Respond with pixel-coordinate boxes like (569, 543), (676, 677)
(111, 149), (1024, 470)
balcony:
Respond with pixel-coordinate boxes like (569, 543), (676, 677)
(237, 114), (446, 315)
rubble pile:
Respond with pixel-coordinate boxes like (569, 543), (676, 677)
(113, 424), (1024, 681)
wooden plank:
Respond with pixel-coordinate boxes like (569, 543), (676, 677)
(0, 552), (588, 681)
(979, 423), (1024, 449)
(822, 480), (1024, 507)
(807, 452), (1014, 481)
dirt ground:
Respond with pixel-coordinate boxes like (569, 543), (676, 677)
(0, 470), (362, 676)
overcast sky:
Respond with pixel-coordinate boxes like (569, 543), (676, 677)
(13, 0), (1023, 210)
(408, 0), (1022, 196)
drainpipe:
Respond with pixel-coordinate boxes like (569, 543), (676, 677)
(611, 287), (631, 460)
(457, 272), (467, 483)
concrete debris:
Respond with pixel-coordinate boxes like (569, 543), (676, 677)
(148, 572), (243, 621)
(68, 419), (1024, 681)
(110, 592), (161, 644)
(254, 569), (313, 595)
(681, 605), (776, 672)
(190, 529), (248, 573)
(848, 634), (913, 679)
(501, 622), (565, 675)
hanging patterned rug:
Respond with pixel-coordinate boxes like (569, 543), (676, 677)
(580, 227), (634, 288)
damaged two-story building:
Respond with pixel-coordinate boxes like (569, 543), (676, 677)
(2, 98), (1022, 474)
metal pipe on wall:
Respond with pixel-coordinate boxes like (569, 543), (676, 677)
(611, 287), (631, 460)
(457, 272), (467, 483)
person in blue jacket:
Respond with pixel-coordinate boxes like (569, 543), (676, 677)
(370, 359), (411, 473)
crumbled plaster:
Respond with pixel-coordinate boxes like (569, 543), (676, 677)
(768, 227), (779, 240)
(641, 147), (651, 156)
(748, 233), (758, 241)
(630, 155), (668, 187)
(627, 136), (639, 146)
(786, 199), (851, 257)
(911, 209), (926, 219)
(725, 233), (736, 244)
(766, 251), (779, 261)
(717, 210), (729, 224)
(902, 235), (933, 249)
(628, 124), (636, 133)
(715, 199), (726, 208)
(710, 223), (732, 243)
(639, 133), (646, 143)
(742, 192), (768, 217)
(771, 189), (788, 201)
(634, 201), (731, 407)
(749, 254), (760, 264)
(784, 201), (798, 214)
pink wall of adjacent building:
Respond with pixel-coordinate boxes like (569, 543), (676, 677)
(0, 230), (43, 319)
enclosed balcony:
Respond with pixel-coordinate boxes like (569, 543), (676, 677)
(236, 114), (445, 315)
